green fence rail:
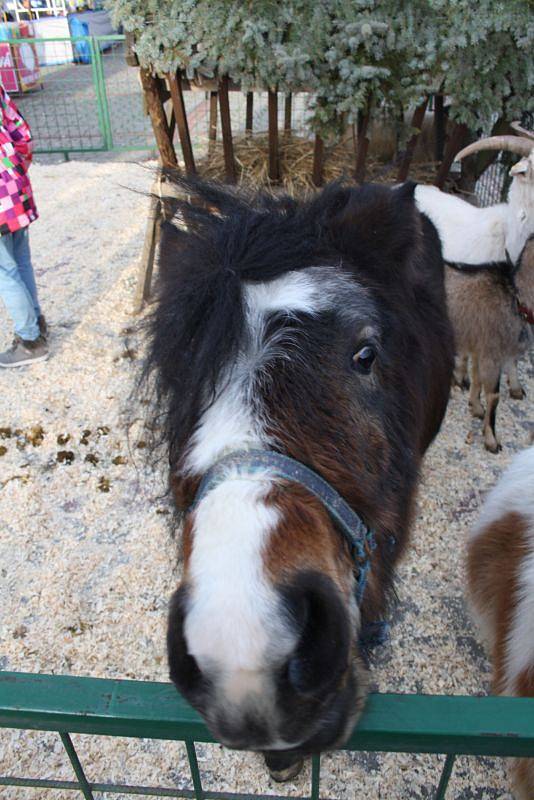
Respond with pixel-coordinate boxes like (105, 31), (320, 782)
(1, 672), (533, 800)
(0, 35), (154, 157)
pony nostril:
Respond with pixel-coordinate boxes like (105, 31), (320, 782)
(282, 572), (350, 697)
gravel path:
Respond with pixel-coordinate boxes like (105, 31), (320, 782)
(0, 159), (532, 799)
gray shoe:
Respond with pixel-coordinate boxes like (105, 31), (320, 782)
(38, 315), (48, 339)
(0, 336), (49, 368)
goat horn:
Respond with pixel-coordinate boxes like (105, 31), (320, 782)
(454, 136), (533, 161)
(510, 121), (534, 140)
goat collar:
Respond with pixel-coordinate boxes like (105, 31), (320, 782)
(191, 449), (377, 605)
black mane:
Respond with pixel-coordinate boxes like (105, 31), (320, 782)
(143, 176), (420, 470)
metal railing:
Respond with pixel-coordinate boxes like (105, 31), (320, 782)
(1, 671), (533, 800)
(0, 35), (154, 157)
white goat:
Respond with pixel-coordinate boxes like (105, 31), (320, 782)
(415, 130), (534, 452)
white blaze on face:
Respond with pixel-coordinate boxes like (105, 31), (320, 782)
(181, 270), (329, 702)
(181, 267), (363, 704)
(184, 475), (294, 699)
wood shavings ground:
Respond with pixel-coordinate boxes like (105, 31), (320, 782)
(0, 159), (532, 800)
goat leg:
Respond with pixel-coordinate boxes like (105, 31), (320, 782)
(453, 354), (470, 390)
(505, 358), (526, 400)
(481, 364), (502, 453)
(468, 355), (484, 419)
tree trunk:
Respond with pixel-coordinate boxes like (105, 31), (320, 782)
(354, 102), (372, 183)
(245, 92), (254, 135)
(397, 97), (429, 182)
(268, 90), (280, 182)
(139, 68), (177, 168)
(434, 94), (447, 163)
(218, 76), (237, 183)
(167, 71), (196, 175)
(284, 93), (292, 135)
(434, 122), (468, 188)
(312, 135), (324, 187)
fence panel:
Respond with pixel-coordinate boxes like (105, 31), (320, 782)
(1, 35), (153, 157)
(1, 671), (533, 800)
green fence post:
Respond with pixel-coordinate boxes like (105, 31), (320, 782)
(90, 36), (113, 150)
(59, 732), (95, 800)
(185, 739), (205, 800)
(434, 754), (456, 800)
(310, 755), (321, 800)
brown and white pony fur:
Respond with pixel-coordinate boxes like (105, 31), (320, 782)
(145, 177), (454, 777)
(468, 446), (534, 799)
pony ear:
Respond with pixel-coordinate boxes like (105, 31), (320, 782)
(282, 572), (350, 696)
(324, 181), (420, 272)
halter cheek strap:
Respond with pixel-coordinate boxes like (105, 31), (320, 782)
(191, 449), (378, 605)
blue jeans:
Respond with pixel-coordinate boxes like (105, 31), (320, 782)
(0, 227), (41, 341)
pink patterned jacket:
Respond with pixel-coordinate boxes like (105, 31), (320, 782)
(0, 86), (38, 236)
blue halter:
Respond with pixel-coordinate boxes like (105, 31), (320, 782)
(191, 449), (377, 605)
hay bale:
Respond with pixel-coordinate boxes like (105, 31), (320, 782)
(196, 132), (441, 195)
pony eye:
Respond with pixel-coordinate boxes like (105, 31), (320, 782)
(352, 345), (376, 374)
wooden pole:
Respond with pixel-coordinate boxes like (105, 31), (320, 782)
(397, 97), (429, 182)
(139, 67), (177, 168)
(167, 71), (196, 175)
(354, 103), (371, 183)
(312, 135), (324, 187)
(434, 122), (469, 188)
(284, 93), (292, 135)
(434, 94), (447, 163)
(133, 190), (162, 313)
(268, 90), (280, 182)
(245, 92), (254, 135)
(219, 76), (237, 183)
(208, 91), (218, 153)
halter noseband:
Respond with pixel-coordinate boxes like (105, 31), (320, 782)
(191, 449), (377, 605)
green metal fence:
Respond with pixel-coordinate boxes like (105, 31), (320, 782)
(0, 35), (154, 157)
(1, 672), (533, 800)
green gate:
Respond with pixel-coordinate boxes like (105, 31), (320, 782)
(0, 35), (154, 158)
(1, 672), (533, 799)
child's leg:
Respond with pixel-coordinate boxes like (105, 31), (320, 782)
(0, 230), (39, 341)
(12, 228), (41, 317)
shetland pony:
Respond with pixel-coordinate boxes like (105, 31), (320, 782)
(468, 446), (534, 799)
(144, 177), (454, 778)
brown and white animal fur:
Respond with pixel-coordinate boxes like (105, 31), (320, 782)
(447, 238), (534, 453)
(467, 446), (534, 798)
(146, 178), (454, 776)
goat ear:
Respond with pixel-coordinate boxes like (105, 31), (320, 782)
(282, 572), (350, 696)
(325, 181), (420, 271)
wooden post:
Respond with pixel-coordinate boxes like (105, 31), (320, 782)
(208, 91), (218, 153)
(434, 94), (447, 163)
(397, 97), (429, 182)
(312, 135), (324, 187)
(268, 90), (280, 182)
(124, 32), (139, 66)
(167, 71), (196, 175)
(168, 110), (176, 146)
(245, 92), (253, 135)
(434, 122), (468, 188)
(354, 104), (371, 183)
(139, 67), (177, 168)
(133, 189), (162, 313)
(284, 93), (292, 135)
(219, 76), (237, 183)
